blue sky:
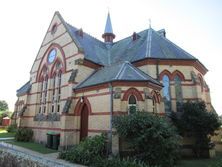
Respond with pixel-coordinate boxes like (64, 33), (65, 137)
(0, 0), (221, 114)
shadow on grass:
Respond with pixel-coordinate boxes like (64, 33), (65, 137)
(176, 152), (222, 167)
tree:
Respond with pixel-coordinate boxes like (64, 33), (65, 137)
(173, 101), (221, 157)
(0, 100), (8, 111)
(112, 112), (180, 167)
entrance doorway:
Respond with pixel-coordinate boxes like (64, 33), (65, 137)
(80, 104), (89, 141)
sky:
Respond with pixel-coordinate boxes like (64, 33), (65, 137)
(0, 0), (221, 114)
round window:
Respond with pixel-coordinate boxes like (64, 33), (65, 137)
(48, 48), (57, 64)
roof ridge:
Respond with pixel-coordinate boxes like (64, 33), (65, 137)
(128, 64), (147, 80)
(153, 29), (196, 59)
(129, 64), (162, 86)
(114, 63), (126, 80)
(145, 29), (152, 57)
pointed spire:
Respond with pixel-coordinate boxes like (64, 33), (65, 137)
(102, 12), (115, 43)
(104, 12), (113, 34)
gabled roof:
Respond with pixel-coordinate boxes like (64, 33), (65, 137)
(17, 81), (31, 96)
(74, 61), (162, 89)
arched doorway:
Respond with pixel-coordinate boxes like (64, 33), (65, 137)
(80, 104), (89, 141)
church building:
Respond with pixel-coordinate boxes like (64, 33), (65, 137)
(13, 11), (212, 149)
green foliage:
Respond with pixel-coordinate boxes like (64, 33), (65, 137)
(7, 124), (17, 133)
(91, 157), (156, 167)
(15, 128), (33, 142)
(112, 112), (180, 167)
(0, 100), (8, 111)
(173, 101), (221, 157)
(59, 134), (106, 166)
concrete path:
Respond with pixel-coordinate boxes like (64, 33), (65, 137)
(0, 137), (14, 141)
(0, 141), (85, 167)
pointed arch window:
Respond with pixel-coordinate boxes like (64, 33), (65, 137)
(51, 74), (56, 113)
(50, 61), (63, 113)
(162, 75), (171, 113)
(56, 71), (62, 113)
(128, 95), (137, 114)
(174, 75), (183, 112)
(39, 68), (48, 114)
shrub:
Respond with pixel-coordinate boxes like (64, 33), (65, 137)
(7, 124), (17, 133)
(91, 157), (156, 167)
(59, 134), (106, 166)
(172, 101), (221, 157)
(15, 128), (33, 142)
(113, 112), (180, 167)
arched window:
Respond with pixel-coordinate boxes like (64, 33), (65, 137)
(174, 75), (183, 112)
(128, 95), (137, 114)
(51, 74), (56, 113)
(162, 75), (171, 113)
(50, 61), (63, 113)
(39, 68), (48, 114)
(56, 71), (62, 113)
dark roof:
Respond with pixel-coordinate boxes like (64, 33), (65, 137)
(111, 28), (196, 63)
(66, 24), (108, 65)
(66, 20), (197, 66)
(17, 81), (31, 96)
(74, 61), (162, 89)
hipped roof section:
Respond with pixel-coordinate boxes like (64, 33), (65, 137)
(74, 61), (162, 90)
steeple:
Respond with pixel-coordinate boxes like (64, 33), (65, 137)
(102, 12), (115, 43)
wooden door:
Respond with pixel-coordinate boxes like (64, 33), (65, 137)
(80, 104), (89, 141)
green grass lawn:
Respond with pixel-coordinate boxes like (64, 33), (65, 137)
(0, 129), (15, 138)
(176, 152), (222, 167)
(6, 140), (58, 154)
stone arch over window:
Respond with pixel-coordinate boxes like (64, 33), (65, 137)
(74, 97), (92, 116)
(38, 65), (48, 82)
(151, 90), (160, 113)
(50, 58), (65, 78)
(128, 95), (137, 114)
(36, 43), (66, 82)
(172, 70), (185, 81)
(159, 70), (172, 81)
(174, 75), (183, 112)
(151, 90), (160, 104)
(122, 88), (144, 101)
(162, 74), (171, 113)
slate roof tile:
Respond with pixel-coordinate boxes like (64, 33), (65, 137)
(16, 81), (31, 96)
(74, 61), (161, 89)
